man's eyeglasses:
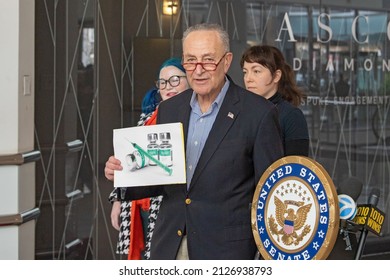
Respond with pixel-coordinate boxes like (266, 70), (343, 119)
(182, 53), (227, 71)
(156, 75), (187, 90)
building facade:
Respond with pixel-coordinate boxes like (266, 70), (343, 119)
(1, 0), (389, 259)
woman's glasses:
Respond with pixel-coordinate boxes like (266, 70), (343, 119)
(156, 75), (187, 90)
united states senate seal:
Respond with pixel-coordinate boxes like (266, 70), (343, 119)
(251, 156), (339, 260)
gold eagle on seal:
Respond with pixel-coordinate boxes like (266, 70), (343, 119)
(269, 196), (312, 246)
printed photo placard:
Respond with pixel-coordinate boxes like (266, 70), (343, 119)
(113, 122), (186, 187)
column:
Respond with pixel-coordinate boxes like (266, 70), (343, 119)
(0, 0), (38, 260)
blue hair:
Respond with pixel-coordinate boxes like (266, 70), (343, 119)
(141, 57), (186, 114)
(158, 57), (185, 77)
(141, 88), (161, 114)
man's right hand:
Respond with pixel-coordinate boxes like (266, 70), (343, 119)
(104, 155), (123, 181)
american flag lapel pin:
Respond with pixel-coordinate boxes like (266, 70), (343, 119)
(227, 112), (234, 119)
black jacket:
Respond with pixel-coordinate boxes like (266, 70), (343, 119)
(124, 80), (284, 259)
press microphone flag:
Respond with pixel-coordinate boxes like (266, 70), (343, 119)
(352, 189), (386, 236)
(353, 204), (385, 236)
(337, 194), (358, 253)
(338, 194), (357, 220)
(354, 188), (386, 259)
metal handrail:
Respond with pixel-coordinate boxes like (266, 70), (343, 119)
(66, 139), (83, 152)
(0, 150), (40, 165)
(0, 208), (40, 226)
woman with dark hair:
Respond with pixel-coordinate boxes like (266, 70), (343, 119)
(240, 45), (309, 156)
(107, 57), (189, 259)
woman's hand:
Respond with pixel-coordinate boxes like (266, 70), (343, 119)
(110, 201), (121, 231)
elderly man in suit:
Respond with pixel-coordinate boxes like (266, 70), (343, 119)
(105, 23), (283, 259)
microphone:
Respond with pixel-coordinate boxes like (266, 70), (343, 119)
(338, 194), (357, 251)
(368, 188), (380, 206)
(354, 188), (385, 259)
(327, 177), (363, 259)
(337, 176), (363, 234)
(338, 194), (357, 220)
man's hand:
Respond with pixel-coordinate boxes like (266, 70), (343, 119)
(104, 155), (123, 181)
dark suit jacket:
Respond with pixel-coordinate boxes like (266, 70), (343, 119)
(124, 80), (284, 259)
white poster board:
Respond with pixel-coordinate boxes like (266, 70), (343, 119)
(113, 122), (186, 188)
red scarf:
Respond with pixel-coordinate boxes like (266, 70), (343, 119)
(128, 108), (158, 260)
(144, 108), (158, 126)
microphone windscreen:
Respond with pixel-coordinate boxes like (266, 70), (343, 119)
(338, 176), (363, 201)
(368, 188), (380, 206)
